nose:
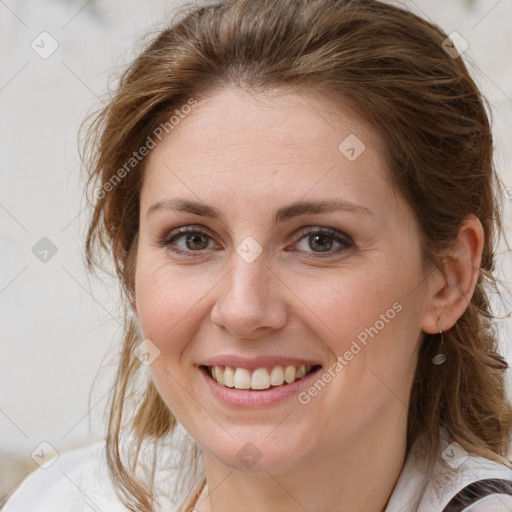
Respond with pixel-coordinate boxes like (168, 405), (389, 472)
(210, 254), (288, 339)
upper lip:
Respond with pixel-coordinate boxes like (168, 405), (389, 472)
(199, 355), (322, 370)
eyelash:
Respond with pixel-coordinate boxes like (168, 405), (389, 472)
(158, 225), (353, 259)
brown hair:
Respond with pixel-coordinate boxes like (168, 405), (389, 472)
(81, 0), (512, 510)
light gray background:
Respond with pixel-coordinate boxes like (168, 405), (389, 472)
(1, 0), (511, 503)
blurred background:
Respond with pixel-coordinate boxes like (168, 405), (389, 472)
(1, 0), (511, 506)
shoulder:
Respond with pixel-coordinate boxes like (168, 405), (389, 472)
(385, 433), (512, 512)
(462, 494), (512, 511)
(442, 475), (512, 512)
(430, 452), (512, 511)
(2, 439), (129, 512)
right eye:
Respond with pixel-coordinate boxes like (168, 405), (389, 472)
(159, 226), (218, 256)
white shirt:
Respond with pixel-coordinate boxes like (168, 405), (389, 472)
(4, 434), (512, 512)
(384, 435), (512, 511)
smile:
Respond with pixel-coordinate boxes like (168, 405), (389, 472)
(203, 364), (320, 390)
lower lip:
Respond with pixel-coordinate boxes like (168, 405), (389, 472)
(199, 366), (322, 407)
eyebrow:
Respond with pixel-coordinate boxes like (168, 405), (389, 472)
(147, 198), (373, 223)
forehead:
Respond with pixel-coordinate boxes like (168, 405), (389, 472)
(148, 86), (383, 164)
(140, 87), (401, 221)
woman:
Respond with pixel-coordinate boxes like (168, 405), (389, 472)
(4, 0), (512, 511)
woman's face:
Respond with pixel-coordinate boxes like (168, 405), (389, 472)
(134, 87), (434, 472)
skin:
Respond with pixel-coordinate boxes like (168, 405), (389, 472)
(132, 87), (484, 512)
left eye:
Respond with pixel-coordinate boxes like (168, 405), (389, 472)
(292, 228), (353, 256)
(160, 226), (353, 257)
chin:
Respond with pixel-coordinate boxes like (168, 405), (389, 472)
(196, 426), (315, 474)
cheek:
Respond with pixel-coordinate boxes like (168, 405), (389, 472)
(134, 259), (220, 357)
(133, 261), (215, 423)
(291, 256), (423, 378)
(291, 270), (423, 433)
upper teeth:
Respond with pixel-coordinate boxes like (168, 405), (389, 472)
(209, 365), (313, 390)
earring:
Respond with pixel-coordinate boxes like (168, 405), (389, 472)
(432, 320), (446, 365)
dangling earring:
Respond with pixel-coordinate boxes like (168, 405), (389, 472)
(432, 319), (446, 365)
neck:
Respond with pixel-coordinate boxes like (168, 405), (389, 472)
(193, 414), (407, 512)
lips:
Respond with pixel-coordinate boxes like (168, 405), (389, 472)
(198, 355), (322, 391)
(204, 364), (319, 390)
(199, 360), (323, 407)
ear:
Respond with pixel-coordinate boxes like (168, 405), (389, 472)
(131, 299), (138, 315)
(421, 214), (484, 334)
